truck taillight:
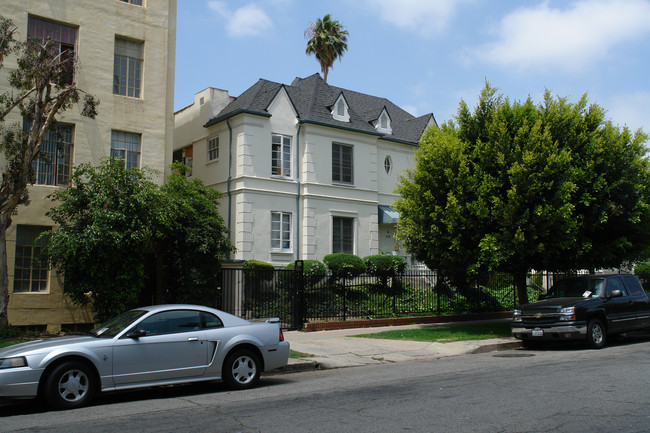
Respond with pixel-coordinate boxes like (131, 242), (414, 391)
(279, 329), (285, 342)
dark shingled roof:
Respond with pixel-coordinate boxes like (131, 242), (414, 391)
(205, 74), (436, 146)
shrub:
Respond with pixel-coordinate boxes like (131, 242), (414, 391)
(363, 255), (406, 279)
(634, 260), (650, 286)
(323, 253), (366, 280)
(284, 260), (327, 286)
(243, 260), (275, 281)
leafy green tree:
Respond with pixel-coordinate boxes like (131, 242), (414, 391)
(43, 161), (233, 322)
(395, 83), (650, 305)
(0, 16), (98, 327)
(305, 14), (349, 83)
(156, 163), (235, 306)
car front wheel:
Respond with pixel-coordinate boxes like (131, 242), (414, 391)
(586, 319), (606, 349)
(223, 349), (261, 390)
(43, 361), (96, 409)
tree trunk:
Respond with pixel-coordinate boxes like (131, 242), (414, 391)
(0, 216), (9, 328)
(514, 271), (528, 306)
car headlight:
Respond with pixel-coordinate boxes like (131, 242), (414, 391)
(513, 309), (522, 323)
(0, 356), (28, 369)
(559, 306), (576, 321)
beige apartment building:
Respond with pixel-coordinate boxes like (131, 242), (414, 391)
(1, 0), (177, 332)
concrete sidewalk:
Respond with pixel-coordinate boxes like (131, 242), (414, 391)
(275, 320), (521, 373)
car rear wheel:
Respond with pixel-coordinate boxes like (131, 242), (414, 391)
(223, 349), (261, 390)
(586, 319), (606, 349)
(43, 361), (96, 410)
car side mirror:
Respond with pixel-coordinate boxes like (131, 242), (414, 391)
(608, 289), (623, 298)
(126, 328), (147, 339)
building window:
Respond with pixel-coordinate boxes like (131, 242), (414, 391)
(25, 121), (73, 185)
(27, 16), (77, 84)
(271, 134), (291, 177)
(13, 225), (50, 293)
(271, 212), (291, 251)
(332, 94), (350, 122)
(384, 155), (392, 175)
(113, 37), (143, 98)
(333, 217), (353, 254)
(119, 0), (143, 5)
(111, 130), (141, 169)
(332, 143), (353, 184)
(207, 137), (219, 162)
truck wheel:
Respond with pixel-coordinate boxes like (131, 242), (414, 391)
(43, 361), (96, 409)
(223, 349), (261, 390)
(586, 319), (606, 349)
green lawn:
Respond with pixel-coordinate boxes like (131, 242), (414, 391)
(352, 322), (512, 343)
(0, 339), (33, 349)
(290, 350), (315, 359)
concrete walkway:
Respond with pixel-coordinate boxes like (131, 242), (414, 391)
(276, 320), (521, 372)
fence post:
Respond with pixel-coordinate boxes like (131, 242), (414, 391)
(292, 260), (305, 330)
(342, 277), (347, 322)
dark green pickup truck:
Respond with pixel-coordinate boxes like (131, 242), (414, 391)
(512, 274), (650, 349)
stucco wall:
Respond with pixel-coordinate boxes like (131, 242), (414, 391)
(2, 0), (176, 330)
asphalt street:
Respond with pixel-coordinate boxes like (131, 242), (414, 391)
(2, 329), (650, 432)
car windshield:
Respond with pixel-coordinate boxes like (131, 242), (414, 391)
(89, 310), (148, 338)
(546, 278), (605, 299)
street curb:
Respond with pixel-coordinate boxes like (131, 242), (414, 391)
(469, 340), (522, 354)
(267, 359), (321, 374)
(268, 340), (521, 375)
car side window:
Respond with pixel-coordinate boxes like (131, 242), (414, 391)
(606, 278), (628, 297)
(622, 276), (644, 296)
(137, 310), (201, 336)
(201, 312), (224, 329)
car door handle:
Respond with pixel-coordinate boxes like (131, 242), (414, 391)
(187, 337), (199, 341)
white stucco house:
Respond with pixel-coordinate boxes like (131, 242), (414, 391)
(174, 74), (436, 266)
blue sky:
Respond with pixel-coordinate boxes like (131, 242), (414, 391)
(175, 0), (650, 134)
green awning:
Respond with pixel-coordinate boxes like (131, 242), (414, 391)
(378, 205), (399, 224)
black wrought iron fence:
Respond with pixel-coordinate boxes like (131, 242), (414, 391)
(217, 266), (601, 329)
(218, 267), (557, 329)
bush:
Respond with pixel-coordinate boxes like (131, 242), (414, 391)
(243, 260), (275, 281)
(323, 253), (366, 280)
(363, 255), (406, 278)
(634, 260), (650, 285)
(284, 260), (327, 286)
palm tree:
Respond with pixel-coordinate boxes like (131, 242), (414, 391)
(305, 14), (349, 83)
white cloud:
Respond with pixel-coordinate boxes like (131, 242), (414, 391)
(473, 0), (650, 74)
(364, 0), (466, 37)
(400, 104), (419, 116)
(208, 2), (273, 37)
(607, 91), (650, 133)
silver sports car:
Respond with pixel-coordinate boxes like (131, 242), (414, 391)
(0, 304), (290, 409)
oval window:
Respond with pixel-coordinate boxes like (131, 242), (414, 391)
(384, 155), (392, 174)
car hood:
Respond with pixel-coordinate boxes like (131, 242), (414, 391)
(521, 297), (595, 310)
(0, 335), (102, 357)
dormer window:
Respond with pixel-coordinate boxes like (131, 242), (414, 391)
(375, 108), (392, 134)
(332, 94), (350, 122)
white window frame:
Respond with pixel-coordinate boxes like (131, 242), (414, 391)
(271, 211), (292, 252)
(332, 216), (354, 254)
(332, 94), (350, 122)
(384, 155), (392, 175)
(332, 142), (353, 185)
(207, 136), (219, 162)
(271, 134), (291, 178)
(375, 109), (392, 134)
